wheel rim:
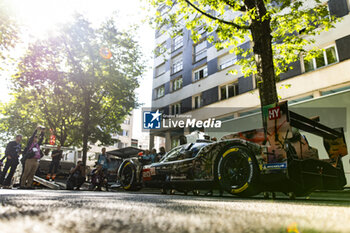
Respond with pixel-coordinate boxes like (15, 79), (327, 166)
(220, 151), (250, 190)
(120, 164), (134, 188)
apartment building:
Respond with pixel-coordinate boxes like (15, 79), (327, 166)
(112, 113), (133, 149)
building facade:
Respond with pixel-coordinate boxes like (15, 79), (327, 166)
(151, 0), (350, 152)
(112, 113), (133, 149)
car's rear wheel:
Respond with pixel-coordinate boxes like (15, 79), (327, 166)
(217, 145), (260, 197)
(119, 162), (141, 191)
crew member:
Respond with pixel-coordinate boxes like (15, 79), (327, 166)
(66, 161), (86, 190)
(46, 145), (63, 181)
(0, 135), (22, 188)
(20, 127), (45, 189)
(97, 148), (110, 176)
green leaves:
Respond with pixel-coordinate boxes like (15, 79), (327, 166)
(0, 0), (19, 69)
(2, 14), (146, 149)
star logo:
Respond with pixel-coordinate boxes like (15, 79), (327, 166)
(150, 110), (161, 123)
(143, 110), (162, 129)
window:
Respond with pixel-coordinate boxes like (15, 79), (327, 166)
(170, 102), (181, 115)
(158, 5), (168, 16)
(173, 35), (183, 51)
(193, 95), (202, 109)
(155, 42), (166, 57)
(303, 45), (338, 72)
(172, 55), (183, 74)
(155, 63), (166, 77)
(193, 66), (208, 81)
(123, 118), (130, 125)
(119, 142), (128, 148)
(122, 130), (129, 137)
(218, 54), (237, 70)
(194, 40), (207, 62)
(171, 77), (183, 91)
(220, 82), (239, 100)
(155, 26), (164, 38)
(156, 85), (165, 98)
(195, 26), (206, 35)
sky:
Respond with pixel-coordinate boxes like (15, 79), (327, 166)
(1, 0), (155, 140)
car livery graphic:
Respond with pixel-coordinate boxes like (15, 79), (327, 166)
(119, 101), (347, 198)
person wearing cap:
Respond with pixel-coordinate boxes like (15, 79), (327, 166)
(0, 135), (22, 188)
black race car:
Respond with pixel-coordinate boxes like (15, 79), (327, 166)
(118, 101), (348, 197)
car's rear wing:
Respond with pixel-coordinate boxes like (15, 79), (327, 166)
(289, 110), (343, 140)
(263, 101), (348, 159)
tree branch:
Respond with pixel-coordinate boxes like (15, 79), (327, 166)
(184, 0), (250, 29)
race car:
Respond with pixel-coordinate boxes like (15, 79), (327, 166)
(118, 101), (348, 197)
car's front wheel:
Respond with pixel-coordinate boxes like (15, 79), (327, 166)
(217, 145), (260, 197)
(119, 162), (141, 191)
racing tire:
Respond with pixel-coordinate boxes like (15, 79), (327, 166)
(217, 145), (261, 197)
(119, 162), (141, 191)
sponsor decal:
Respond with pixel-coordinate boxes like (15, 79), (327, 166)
(142, 168), (151, 181)
(170, 175), (187, 180)
(263, 163), (287, 169)
(268, 106), (281, 120)
(150, 167), (156, 176)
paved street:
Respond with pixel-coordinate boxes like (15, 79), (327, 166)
(0, 189), (350, 233)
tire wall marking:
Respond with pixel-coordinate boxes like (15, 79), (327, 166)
(123, 162), (132, 189)
(231, 182), (248, 193)
(222, 148), (239, 158)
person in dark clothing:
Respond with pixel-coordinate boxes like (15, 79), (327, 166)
(0, 135), (22, 188)
(89, 164), (107, 191)
(156, 147), (166, 161)
(46, 145), (63, 181)
(179, 135), (187, 145)
(66, 161), (86, 190)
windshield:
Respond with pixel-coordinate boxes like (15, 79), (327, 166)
(160, 142), (209, 162)
(159, 146), (183, 162)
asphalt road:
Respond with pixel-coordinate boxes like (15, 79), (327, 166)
(0, 189), (350, 233)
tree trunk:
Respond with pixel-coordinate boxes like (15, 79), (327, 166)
(82, 127), (89, 166)
(247, 0), (278, 107)
(82, 94), (91, 166)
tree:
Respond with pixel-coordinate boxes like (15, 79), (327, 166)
(3, 15), (145, 164)
(0, 0), (18, 68)
(149, 0), (338, 106)
(0, 87), (82, 147)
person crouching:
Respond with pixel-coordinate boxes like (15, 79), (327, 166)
(66, 161), (86, 190)
(89, 164), (106, 191)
